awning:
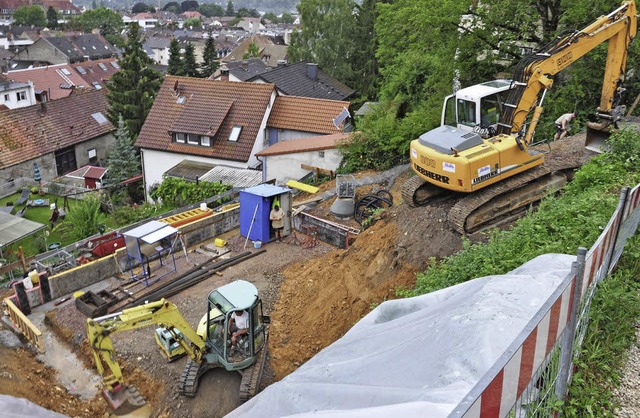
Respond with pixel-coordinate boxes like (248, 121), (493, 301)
(0, 212), (47, 249)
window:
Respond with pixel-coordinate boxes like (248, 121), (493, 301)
(61, 68), (71, 75)
(98, 63), (108, 71)
(111, 61), (120, 69)
(318, 151), (325, 158)
(175, 133), (186, 143)
(3, 94), (8, 101)
(201, 136), (211, 146)
(16, 91), (26, 101)
(187, 134), (199, 145)
(76, 66), (86, 74)
(229, 126), (242, 142)
(92, 112), (108, 124)
(457, 99), (476, 127)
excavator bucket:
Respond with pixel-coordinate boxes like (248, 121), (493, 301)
(585, 123), (611, 154)
(103, 385), (146, 415)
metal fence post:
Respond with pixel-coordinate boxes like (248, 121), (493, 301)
(555, 247), (587, 407)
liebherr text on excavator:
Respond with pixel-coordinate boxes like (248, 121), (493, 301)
(403, 0), (637, 234)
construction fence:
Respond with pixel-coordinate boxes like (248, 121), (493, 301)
(449, 183), (640, 418)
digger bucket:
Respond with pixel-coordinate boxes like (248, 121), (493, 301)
(103, 385), (147, 415)
(585, 122), (612, 154)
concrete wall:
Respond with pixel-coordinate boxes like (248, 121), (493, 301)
(264, 149), (342, 185)
(49, 255), (121, 298)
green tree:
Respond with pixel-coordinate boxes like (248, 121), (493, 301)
(242, 41), (259, 59)
(46, 6), (58, 29)
(183, 16), (201, 28)
(262, 12), (278, 23)
(107, 23), (162, 137)
(132, 2), (150, 13)
(225, 0), (234, 16)
(163, 1), (180, 13)
(13, 5), (46, 27)
(200, 28), (219, 78)
(72, 7), (124, 47)
(288, 0), (358, 86)
(199, 3), (224, 17)
(181, 0), (199, 12)
(236, 7), (259, 18)
(351, 0), (379, 101)
(281, 13), (295, 24)
(106, 116), (141, 187)
(183, 42), (200, 77)
(168, 38), (185, 76)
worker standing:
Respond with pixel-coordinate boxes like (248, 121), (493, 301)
(554, 112), (576, 141)
(270, 204), (285, 242)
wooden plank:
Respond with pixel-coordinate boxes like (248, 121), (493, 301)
(293, 196), (323, 207)
(286, 180), (319, 194)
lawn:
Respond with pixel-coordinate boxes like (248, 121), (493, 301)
(0, 191), (79, 259)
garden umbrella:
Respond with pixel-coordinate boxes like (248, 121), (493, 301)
(33, 162), (41, 184)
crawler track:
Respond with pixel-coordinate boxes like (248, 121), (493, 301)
(448, 158), (580, 234)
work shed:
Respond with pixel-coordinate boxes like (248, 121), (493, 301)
(240, 184), (291, 244)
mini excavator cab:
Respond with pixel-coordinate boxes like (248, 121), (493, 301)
(202, 280), (269, 370)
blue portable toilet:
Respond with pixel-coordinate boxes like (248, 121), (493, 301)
(240, 184), (292, 243)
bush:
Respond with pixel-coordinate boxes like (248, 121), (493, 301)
(149, 177), (230, 208)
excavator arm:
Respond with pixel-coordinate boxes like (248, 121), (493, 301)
(497, 0), (637, 143)
(86, 299), (207, 412)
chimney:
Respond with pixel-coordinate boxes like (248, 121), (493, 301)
(241, 60), (248, 71)
(306, 63), (318, 81)
(276, 60), (286, 67)
(220, 65), (229, 81)
(40, 101), (47, 115)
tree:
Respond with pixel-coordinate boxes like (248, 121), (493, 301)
(107, 23), (162, 137)
(163, 1), (181, 13)
(183, 17), (202, 28)
(236, 7), (259, 18)
(12, 5), (46, 27)
(199, 3), (224, 17)
(106, 116), (141, 187)
(72, 7), (124, 47)
(181, 0), (199, 12)
(242, 41), (259, 60)
(226, 0), (234, 16)
(288, 0), (358, 86)
(200, 28), (219, 78)
(281, 13), (295, 24)
(54, 193), (107, 242)
(46, 6), (58, 29)
(183, 42), (199, 77)
(132, 2), (150, 13)
(167, 38), (185, 76)
(262, 12), (278, 23)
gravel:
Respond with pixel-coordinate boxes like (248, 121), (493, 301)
(613, 323), (640, 417)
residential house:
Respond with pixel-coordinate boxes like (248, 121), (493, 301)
(0, 25), (37, 52)
(251, 61), (355, 101)
(235, 18), (264, 34)
(135, 76), (277, 197)
(0, 79), (36, 108)
(123, 12), (158, 29)
(213, 57), (270, 82)
(143, 34), (171, 65)
(0, 89), (115, 184)
(0, 45), (12, 71)
(222, 34), (288, 68)
(136, 76), (354, 196)
(256, 133), (348, 184)
(13, 33), (117, 65)
(7, 60), (120, 100)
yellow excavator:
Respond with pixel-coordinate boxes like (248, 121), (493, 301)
(403, 0), (637, 234)
(86, 280), (269, 414)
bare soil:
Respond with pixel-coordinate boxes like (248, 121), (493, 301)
(0, 135), (591, 418)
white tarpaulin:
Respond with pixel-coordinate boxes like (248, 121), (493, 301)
(227, 254), (576, 418)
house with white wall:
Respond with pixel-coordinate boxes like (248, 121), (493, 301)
(136, 77), (353, 199)
(0, 79), (36, 109)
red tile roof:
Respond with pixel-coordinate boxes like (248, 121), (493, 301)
(71, 58), (120, 88)
(267, 96), (350, 134)
(8, 64), (88, 100)
(136, 76), (276, 162)
(0, 90), (113, 169)
(256, 132), (349, 157)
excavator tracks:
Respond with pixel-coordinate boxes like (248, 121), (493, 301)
(448, 158), (582, 234)
(402, 175), (447, 207)
(178, 359), (203, 397)
(239, 336), (269, 402)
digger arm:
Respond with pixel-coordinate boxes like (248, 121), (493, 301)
(498, 0), (637, 142)
(86, 299), (207, 392)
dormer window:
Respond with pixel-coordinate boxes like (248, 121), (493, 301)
(201, 136), (211, 146)
(229, 126), (242, 142)
(187, 134), (199, 145)
(173, 132), (211, 147)
(175, 133), (186, 143)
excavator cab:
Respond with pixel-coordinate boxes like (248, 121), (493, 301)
(442, 80), (513, 137)
(204, 280), (268, 370)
